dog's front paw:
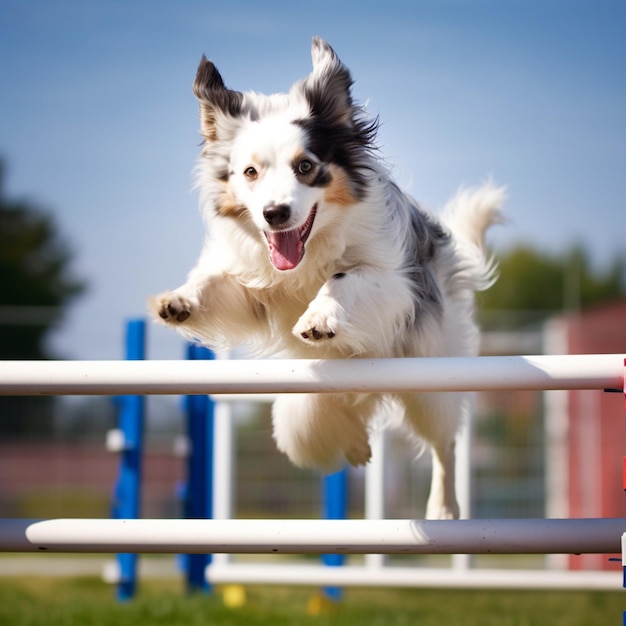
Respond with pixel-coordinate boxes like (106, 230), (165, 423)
(293, 309), (339, 344)
(149, 291), (194, 324)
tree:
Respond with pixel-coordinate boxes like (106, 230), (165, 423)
(0, 160), (86, 437)
(0, 160), (85, 359)
(477, 243), (626, 329)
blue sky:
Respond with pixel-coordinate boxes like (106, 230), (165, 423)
(1, 1), (624, 360)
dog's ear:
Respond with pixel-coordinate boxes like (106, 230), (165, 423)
(310, 37), (346, 80)
(193, 56), (244, 142)
(300, 37), (354, 126)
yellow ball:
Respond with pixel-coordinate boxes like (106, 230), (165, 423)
(307, 593), (338, 615)
(222, 584), (247, 608)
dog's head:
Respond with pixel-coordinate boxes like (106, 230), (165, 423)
(193, 37), (378, 271)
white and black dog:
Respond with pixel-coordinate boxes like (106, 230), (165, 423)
(150, 37), (504, 519)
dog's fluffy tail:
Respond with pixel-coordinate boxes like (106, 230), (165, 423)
(441, 180), (506, 292)
(442, 180), (506, 251)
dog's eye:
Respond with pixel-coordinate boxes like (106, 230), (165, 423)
(244, 166), (258, 180)
(296, 159), (314, 175)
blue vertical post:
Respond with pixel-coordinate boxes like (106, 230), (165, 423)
(111, 318), (146, 602)
(183, 343), (215, 593)
(322, 467), (348, 601)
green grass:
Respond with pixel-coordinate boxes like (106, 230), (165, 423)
(0, 577), (623, 626)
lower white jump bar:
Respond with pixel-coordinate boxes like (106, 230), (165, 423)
(0, 518), (623, 555)
(206, 563), (621, 590)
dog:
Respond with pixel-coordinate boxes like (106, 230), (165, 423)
(149, 37), (504, 520)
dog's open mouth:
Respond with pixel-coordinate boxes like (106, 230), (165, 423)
(264, 204), (317, 271)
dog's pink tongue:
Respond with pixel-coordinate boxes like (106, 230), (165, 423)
(267, 230), (303, 271)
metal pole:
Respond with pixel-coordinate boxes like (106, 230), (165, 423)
(364, 433), (386, 571)
(322, 468), (348, 600)
(183, 343), (214, 593)
(209, 394), (236, 575)
(111, 319), (145, 601)
(0, 354), (623, 396)
(0, 518), (623, 555)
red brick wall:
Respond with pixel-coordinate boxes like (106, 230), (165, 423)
(0, 441), (184, 518)
(564, 300), (626, 569)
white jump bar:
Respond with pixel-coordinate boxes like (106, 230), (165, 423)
(0, 518), (623, 555)
(0, 354), (623, 396)
(206, 563), (621, 590)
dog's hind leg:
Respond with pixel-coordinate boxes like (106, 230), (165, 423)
(271, 393), (378, 472)
(425, 438), (460, 520)
(400, 391), (464, 520)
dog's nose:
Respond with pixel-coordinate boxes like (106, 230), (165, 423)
(263, 203), (291, 227)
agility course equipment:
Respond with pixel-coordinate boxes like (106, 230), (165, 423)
(0, 517), (623, 555)
(106, 323), (218, 597)
(0, 346), (625, 600)
(1, 353), (622, 396)
(107, 319), (146, 600)
(179, 342), (215, 593)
